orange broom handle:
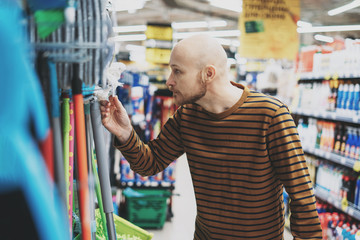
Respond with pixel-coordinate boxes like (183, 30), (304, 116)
(74, 94), (91, 240)
(72, 64), (91, 240)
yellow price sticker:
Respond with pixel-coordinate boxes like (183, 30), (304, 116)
(354, 161), (360, 172)
(341, 198), (349, 212)
(333, 73), (339, 80)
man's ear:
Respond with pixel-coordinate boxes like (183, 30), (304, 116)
(201, 65), (216, 82)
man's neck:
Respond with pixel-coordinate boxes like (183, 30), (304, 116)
(197, 81), (243, 114)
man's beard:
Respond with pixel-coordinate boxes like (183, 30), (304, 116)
(181, 78), (207, 105)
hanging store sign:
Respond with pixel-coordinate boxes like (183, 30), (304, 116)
(145, 23), (173, 64)
(239, 0), (300, 60)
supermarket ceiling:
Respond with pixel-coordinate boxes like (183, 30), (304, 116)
(111, 0), (360, 31)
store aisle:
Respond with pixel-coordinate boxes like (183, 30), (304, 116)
(148, 154), (293, 240)
(150, 154), (196, 240)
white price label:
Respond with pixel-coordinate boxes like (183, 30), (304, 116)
(352, 116), (359, 123)
(341, 157), (346, 165)
(320, 150), (325, 157)
(326, 152), (331, 159)
(331, 112), (337, 120)
(348, 208), (354, 216)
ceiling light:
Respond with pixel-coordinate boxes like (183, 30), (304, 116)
(208, 0), (242, 13)
(297, 20), (312, 28)
(110, 34), (147, 42)
(125, 44), (146, 52)
(215, 38), (240, 47)
(314, 34), (334, 43)
(109, 0), (148, 12)
(171, 20), (227, 29)
(328, 0), (360, 16)
(173, 30), (240, 39)
(297, 25), (360, 33)
(113, 25), (147, 33)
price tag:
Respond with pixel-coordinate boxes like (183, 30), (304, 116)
(348, 208), (354, 216)
(326, 152), (331, 159)
(341, 198), (349, 212)
(354, 161), (360, 172)
(341, 157), (346, 165)
(352, 115), (359, 123)
(320, 150), (325, 157)
(331, 112), (337, 120)
(324, 73), (331, 80)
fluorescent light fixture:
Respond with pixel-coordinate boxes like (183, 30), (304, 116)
(314, 34), (334, 43)
(110, 34), (147, 42)
(297, 20), (312, 28)
(173, 30), (240, 39)
(125, 44), (146, 52)
(208, 0), (242, 13)
(113, 25), (147, 33)
(215, 38), (240, 47)
(110, 0), (148, 12)
(297, 25), (360, 33)
(328, 0), (360, 16)
(171, 20), (227, 29)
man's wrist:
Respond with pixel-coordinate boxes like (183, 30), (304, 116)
(115, 128), (132, 145)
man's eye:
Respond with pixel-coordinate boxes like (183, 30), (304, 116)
(174, 69), (180, 74)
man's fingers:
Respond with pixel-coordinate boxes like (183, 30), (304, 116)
(111, 95), (124, 111)
(100, 105), (109, 113)
(99, 100), (110, 107)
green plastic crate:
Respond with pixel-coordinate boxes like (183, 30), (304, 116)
(74, 209), (154, 240)
(124, 189), (171, 229)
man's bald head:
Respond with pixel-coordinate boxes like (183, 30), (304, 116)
(171, 34), (228, 72)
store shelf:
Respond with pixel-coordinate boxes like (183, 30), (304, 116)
(299, 72), (360, 80)
(315, 186), (360, 221)
(292, 108), (360, 124)
(303, 146), (357, 170)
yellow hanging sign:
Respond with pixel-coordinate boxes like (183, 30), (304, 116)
(239, 0), (300, 60)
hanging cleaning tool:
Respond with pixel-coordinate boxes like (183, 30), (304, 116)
(62, 93), (71, 236)
(92, 149), (109, 240)
(36, 52), (55, 180)
(84, 102), (97, 240)
(69, 100), (75, 237)
(72, 64), (91, 240)
(0, 2), (69, 239)
(90, 100), (117, 240)
(49, 61), (67, 207)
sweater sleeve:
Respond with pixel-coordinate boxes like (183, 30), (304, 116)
(266, 105), (322, 239)
(115, 107), (185, 176)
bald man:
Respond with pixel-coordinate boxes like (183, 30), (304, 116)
(100, 34), (322, 239)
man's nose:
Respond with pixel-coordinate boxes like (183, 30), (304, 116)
(166, 74), (175, 88)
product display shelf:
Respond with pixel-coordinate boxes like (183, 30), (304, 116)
(300, 72), (360, 81)
(292, 108), (360, 124)
(314, 185), (360, 221)
(303, 146), (359, 170)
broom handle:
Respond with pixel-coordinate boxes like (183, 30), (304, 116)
(73, 64), (91, 240)
(69, 102), (75, 237)
(62, 96), (71, 234)
(90, 101), (117, 240)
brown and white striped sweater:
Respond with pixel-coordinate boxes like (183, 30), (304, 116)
(115, 82), (322, 239)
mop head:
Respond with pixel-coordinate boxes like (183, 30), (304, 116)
(34, 9), (65, 39)
(94, 62), (126, 101)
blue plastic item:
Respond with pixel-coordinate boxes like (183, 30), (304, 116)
(0, 3), (69, 239)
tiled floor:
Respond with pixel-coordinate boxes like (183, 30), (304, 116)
(147, 154), (293, 240)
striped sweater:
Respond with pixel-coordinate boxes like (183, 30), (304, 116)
(115, 82), (322, 239)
